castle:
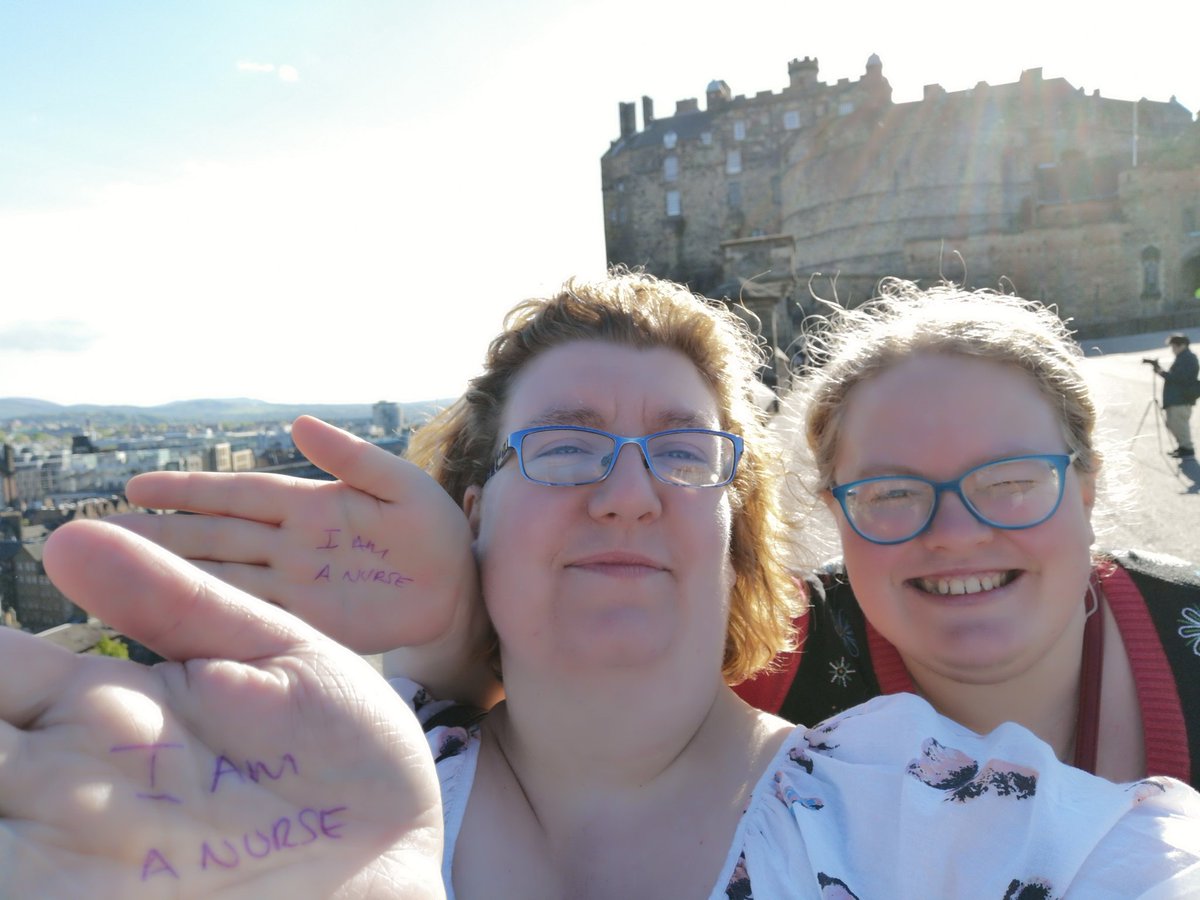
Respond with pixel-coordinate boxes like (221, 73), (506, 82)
(601, 56), (1199, 355)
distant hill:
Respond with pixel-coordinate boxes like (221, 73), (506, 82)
(0, 397), (452, 426)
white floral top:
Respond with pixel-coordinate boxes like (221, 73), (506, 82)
(394, 682), (1200, 899)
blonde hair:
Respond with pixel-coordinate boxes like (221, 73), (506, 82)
(407, 269), (802, 683)
(803, 279), (1100, 490)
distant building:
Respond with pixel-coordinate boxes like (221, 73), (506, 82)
(10, 530), (86, 633)
(602, 55), (1200, 352)
(230, 447), (256, 472)
(207, 442), (233, 473)
(373, 401), (402, 436)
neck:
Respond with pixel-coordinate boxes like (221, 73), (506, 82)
(496, 661), (735, 785)
(901, 608), (1089, 762)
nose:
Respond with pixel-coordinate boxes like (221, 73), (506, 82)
(586, 442), (663, 522)
(918, 489), (993, 550)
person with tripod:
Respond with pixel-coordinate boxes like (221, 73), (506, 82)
(1149, 333), (1199, 459)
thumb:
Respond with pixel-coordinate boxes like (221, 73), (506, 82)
(290, 414), (438, 505)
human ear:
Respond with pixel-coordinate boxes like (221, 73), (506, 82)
(463, 484), (483, 538)
(1077, 468), (1098, 545)
(1080, 472), (1097, 513)
(819, 488), (837, 514)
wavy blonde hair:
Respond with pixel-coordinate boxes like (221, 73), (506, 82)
(803, 279), (1101, 490)
(407, 269), (802, 683)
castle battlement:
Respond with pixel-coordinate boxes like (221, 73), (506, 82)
(601, 51), (1199, 339)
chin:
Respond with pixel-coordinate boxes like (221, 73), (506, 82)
(564, 619), (675, 669)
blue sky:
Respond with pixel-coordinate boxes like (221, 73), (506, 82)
(1, 0), (1193, 406)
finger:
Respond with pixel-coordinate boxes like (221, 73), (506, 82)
(291, 415), (433, 504)
(108, 511), (275, 566)
(179, 559), (287, 606)
(42, 520), (314, 662)
(126, 470), (318, 525)
(0, 627), (78, 726)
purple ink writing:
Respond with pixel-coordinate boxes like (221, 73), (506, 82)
(342, 567), (414, 587)
(210, 753), (299, 793)
(198, 839), (239, 871)
(351, 534), (388, 559)
(143, 806), (350, 881)
(111, 741), (185, 804)
(195, 807), (348, 873)
(141, 849), (180, 881)
(317, 528), (341, 550)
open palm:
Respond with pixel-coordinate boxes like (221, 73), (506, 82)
(0, 521), (444, 899)
(115, 415), (480, 655)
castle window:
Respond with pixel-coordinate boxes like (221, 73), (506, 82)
(663, 131), (678, 149)
(701, 131), (713, 145)
(733, 120), (746, 141)
(783, 110), (800, 130)
(838, 101), (854, 116)
(666, 191), (681, 217)
(727, 182), (742, 208)
(663, 155), (679, 182)
(1141, 246), (1161, 298)
(726, 150), (742, 175)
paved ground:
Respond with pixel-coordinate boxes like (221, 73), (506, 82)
(774, 326), (1200, 568)
(1076, 329), (1200, 563)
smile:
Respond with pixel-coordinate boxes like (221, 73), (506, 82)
(912, 570), (1017, 596)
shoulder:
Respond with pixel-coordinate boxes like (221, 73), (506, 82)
(1100, 551), (1200, 659)
(1106, 549), (1200, 595)
(730, 695), (1200, 898)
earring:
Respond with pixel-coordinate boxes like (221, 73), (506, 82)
(1084, 574), (1102, 620)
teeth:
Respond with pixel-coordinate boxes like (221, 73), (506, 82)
(918, 571), (1011, 596)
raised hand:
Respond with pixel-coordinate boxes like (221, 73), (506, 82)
(116, 416), (481, 657)
(0, 520), (444, 899)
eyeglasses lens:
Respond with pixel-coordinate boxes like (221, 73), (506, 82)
(962, 457), (1064, 525)
(645, 431), (734, 486)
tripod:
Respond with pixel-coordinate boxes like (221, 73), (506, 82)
(1135, 363), (1185, 465)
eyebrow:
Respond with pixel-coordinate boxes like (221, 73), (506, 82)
(524, 406), (718, 432)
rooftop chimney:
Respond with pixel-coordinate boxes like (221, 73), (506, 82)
(642, 95), (654, 126)
(619, 101), (636, 138)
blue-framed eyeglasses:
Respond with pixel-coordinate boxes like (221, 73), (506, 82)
(829, 453), (1077, 545)
(487, 425), (744, 488)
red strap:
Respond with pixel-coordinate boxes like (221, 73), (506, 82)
(1072, 578), (1105, 774)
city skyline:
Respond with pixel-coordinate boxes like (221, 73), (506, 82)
(1, 0), (1193, 407)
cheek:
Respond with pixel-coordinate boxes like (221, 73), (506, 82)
(838, 531), (913, 623)
(1011, 503), (1094, 580)
(841, 535), (901, 587)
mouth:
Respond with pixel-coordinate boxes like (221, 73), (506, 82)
(909, 570), (1019, 597)
(568, 552), (668, 576)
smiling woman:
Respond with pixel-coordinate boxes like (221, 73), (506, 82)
(738, 279), (1200, 789)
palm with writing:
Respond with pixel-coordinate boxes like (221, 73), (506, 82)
(116, 415), (481, 657)
(0, 521), (444, 899)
